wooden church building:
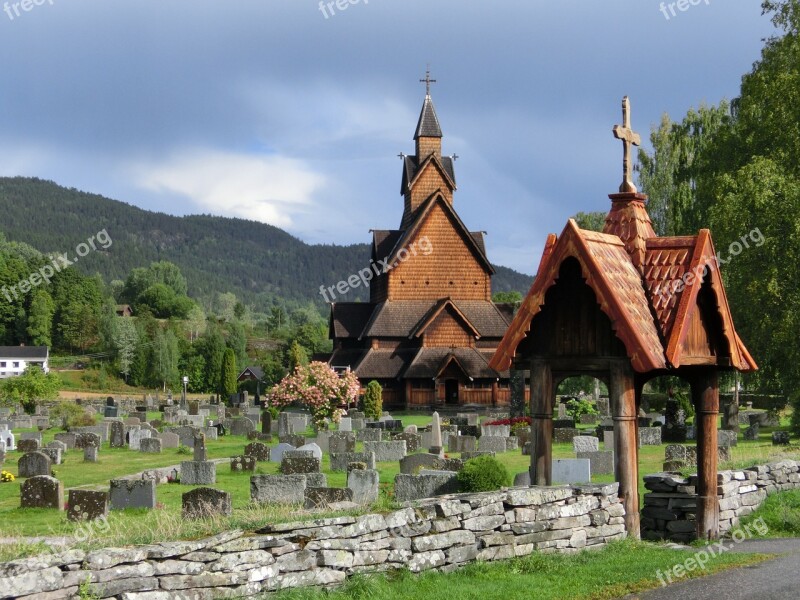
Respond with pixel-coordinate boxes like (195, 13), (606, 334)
(327, 75), (517, 410)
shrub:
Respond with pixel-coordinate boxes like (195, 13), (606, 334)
(361, 380), (383, 421)
(176, 445), (192, 455)
(457, 455), (510, 493)
(566, 398), (598, 421)
(49, 402), (97, 430)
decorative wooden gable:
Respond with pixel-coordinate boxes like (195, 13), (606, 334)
(413, 299), (479, 348)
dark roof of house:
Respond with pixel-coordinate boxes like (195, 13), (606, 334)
(372, 230), (403, 263)
(415, 94), (443, 139)
(0, 346), (48, 359)
(353, 348), (417, 379)
(404, 347), (499, 379)
(238, 366), (264, 380)
(329, 348), (367, 370)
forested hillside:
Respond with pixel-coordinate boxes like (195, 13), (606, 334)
(0, 177), (532, 311)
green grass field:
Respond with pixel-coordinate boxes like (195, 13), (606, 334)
(0, 412), (797, 554)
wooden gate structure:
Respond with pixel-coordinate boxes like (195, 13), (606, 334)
(490, 97), (757, 539)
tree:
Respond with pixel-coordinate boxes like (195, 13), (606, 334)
(0, 366), (60, 414)
(185, 305), (207, 342)
(112, 316), (138, 382)
(269, 362), (360, 430)
(492, 291), (523, 304)
(152, 329), (179, 391)
(26, 290), (55, 347)
(572, 211), (607, 233)
(362, 380), (382, 421)
(197, 324), (226, 392)
(287, 340), (308, 372)
(220, 348), (238, 400)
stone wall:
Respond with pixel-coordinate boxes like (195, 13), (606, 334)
(642, 459), (800, 543)
(1, 483), (625, 599)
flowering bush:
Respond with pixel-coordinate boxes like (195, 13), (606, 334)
(269, 362), (360, 430)
(484, 416), (532, 427)
(0, 470), (15, 483)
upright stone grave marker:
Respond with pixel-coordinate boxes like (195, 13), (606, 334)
(18, 451), (52, 478)
(551, 459), (591, 484)
(68, 490), (109, 522)
(20, 475), (63, 509)
(182, 487), (232, 519)
(109, 479), (156, 509)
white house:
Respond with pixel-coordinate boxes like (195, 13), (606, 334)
(0, 346), (49, 378)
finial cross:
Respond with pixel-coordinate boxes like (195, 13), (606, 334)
(612, 96), (641, 194)
(420, 66), (436, 96)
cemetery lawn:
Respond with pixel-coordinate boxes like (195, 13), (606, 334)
(266, 538), (768, 600)
(0, 413), (797, 554)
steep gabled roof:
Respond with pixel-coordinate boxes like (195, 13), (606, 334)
(415, 95), (443, 139)
(404, 347), (498, 379)
(0, 346), (48, 359)
(388, 191), (495, 274)
(329, 303), (376, 339)
(490, 220), (667, 373)
(401, 155), (456, 194)
(412, 299), (481, 339)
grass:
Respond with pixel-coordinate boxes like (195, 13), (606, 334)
(0, 412), (798, 557)
(264, 539), (768, 600)
(739, 488), (800, 537)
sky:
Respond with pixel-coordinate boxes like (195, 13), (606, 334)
(0, 0), (777, 275)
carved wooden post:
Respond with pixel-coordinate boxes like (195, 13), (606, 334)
(610, 361), (640, 538)
(693, 371), (720, 540)
(529, 359), (553, 486)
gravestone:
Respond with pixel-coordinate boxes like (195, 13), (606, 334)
(128, 429), (152, 451)
(313, 431), (330, 453)
(638, 427), (662, 447)
(553, 428), (581, 444)
(329, 433), (356, 454)
(772, 431), (791, 446)
(596, 398), (611, 417)
(261, 411), (272, 435)
(744, 424), (759, 441)
(124, 417), (141, 426)
(557, 403), (568, 419)
(193, 432), (207, 462)
(552, 419), (575, 429)
(159, 432), (180, 449)
(603, 430), (615, 448)
(84, 446), (98, 462)
(404, 424), (418, 434)
(448, 435), (477, 454)
(245, 441), (270, 462)
(392, 433), (421, 453)
(19, 431), (42, 443)
(250, 474), (307, 504)
(429, 411), (443, 454)
(573, 436), (600, 453)
(110, 421), (125, 448)
(399, 453), (445, 474)
(280, 456), (320, 474)
(296, 442), (323, 460)
(140, 438), (162, 453)
(47, 440), (67, 453)
(230, 455), (256, 472)
(182, 487), (232, 519)
(18, 451), (52, 478)
(330, 451), (376, 472)
(68, 490), (109, 522)
(230, 418), (255, 437)
(348, 469), (379, 505)
(75, 432), (101, 449)
(394, 471), (459, 502)
(481, 425), (510, 437)
(20, 475), (63, 509)
(110, 479), (156, 510)
(0, 427), (16, 450)
(279, 434), (306, 447)
(356, 429), (381, 443)
(204, 427), (218, 441)
(40, 447), (62, 465)
(579, 414), (599, 425)
(269, 443), (295, 463)
(717, 430), (738, 447)
(364, 440), (407, 462)
(351, 418), (365, 431)
(339, 417), (352, 432)
(277, 413), (290, 437)
(478, 436), (509, 454)
(17, 439), (40, 454)
(180, 461), (217, 485)
(576, 450), (614, 475)
(304, 487), (354, 509)
(551, 459), (591, 484)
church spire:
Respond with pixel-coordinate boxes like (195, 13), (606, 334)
(415, 68), (442, 159)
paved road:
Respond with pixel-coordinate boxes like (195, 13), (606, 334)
(627, 539), (800, 600)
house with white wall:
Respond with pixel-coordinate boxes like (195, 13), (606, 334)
(0, 346), (49, 378)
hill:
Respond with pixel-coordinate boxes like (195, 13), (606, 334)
(0, 177), (533, 311)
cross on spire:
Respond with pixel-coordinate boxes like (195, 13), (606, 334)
(612, 96), (641, 194)
(420, 67), (436, 96)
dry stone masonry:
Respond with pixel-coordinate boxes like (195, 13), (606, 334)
(0, 483), (625, 599)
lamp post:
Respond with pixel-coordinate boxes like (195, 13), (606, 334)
(182, 376), (189, 410)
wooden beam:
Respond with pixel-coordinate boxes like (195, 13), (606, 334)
(693, 370), (720, 540)
(529, 359), (554, 486)
(610, 361), (640, 539)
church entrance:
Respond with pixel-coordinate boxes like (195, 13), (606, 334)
(445, 379), (459, 405)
